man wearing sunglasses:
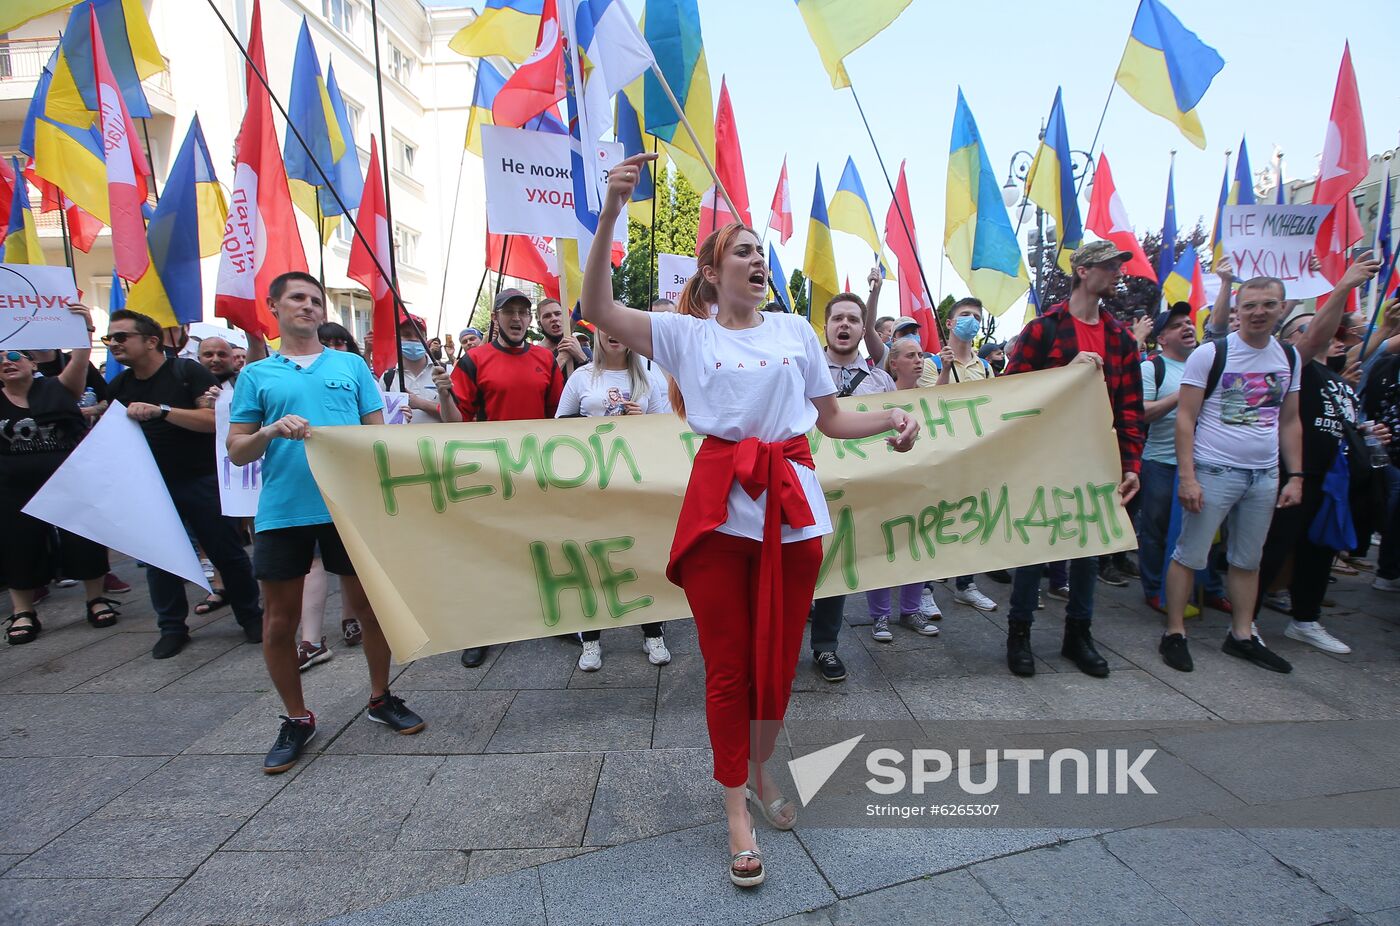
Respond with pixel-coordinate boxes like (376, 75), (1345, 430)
(105, 310), (264, 659)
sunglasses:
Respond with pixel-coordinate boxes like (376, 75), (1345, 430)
(4, 350), (27, 362)
(100, 331), (146, 345)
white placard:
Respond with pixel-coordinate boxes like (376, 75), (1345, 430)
(1220, 204), (1334, 299)
(215, 386), (261, 517)
(481, 125), (626, 244)
(24, 401), (210, 590)
(0, 264), (89, 350)
(382, 391), (411, 424)
(656, 253), (698, 304)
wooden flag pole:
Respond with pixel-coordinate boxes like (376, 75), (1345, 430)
(647, 62), (740, 223)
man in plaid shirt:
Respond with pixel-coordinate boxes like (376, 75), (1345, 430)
(1000, 241), (1145, 679)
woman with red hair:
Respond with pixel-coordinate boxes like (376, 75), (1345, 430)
(581, 154), (919, 887)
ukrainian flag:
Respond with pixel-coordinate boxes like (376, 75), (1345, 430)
(1024, 88), (1081, 274)
(1161, 242), (1199, 308)
(1114, 0), (1224, 150)
(1158, 160), (1177, 283)
(615, 89), (660, 226)
(635, 0), (714, 193)
(1207, 158), (1229, 266)
(190, 115), (230, 258)
(322, 62), (365, 235)
(944, 89), (1029, 317)
(284, 19), (346, 242)
(467, 58), (567, 156)
(769, 247), (792, 312)
(1230, 136), (1256, 206)
(449, 0), (542, 64)
(23, 46), (111, 226)
(803, 167), (839, 340)
(0, 159), (45, 265)
(47, 0), (166, 127)
(1, 1), (76, 34)
(793, 0), (912, 90)
(827, 156), (888, 271)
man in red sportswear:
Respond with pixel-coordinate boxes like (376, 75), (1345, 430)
(451, 288), (564, 667)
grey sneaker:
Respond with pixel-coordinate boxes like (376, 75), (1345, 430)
(871, 616), (893, 642)
(900, 612), (940, 636)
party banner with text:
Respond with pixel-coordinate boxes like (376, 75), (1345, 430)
(307, 365), (1135, 661)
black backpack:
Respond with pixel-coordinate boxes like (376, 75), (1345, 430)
(1200, 337), (1297, 401)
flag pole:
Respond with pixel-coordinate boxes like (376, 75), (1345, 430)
(648, 135), (659, 302)
(314, 190), (325, 289)
(367, 0), (405, 388)
(1358, 154), (1395, 358)
(846, 79), (947, 344)
(1077, 80), (1117, 198)
(647, 62), (740, 222)
(435, 144), (469, 342)
(496, 235), (513, 296)
(140, 119), (161, 201)
(56, 200), (76, 272)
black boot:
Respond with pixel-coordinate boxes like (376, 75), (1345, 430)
(1006, 621), (1035, 677)
(1061, 620), (1109, 677)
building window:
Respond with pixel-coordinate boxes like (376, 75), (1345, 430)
(343, 98), (363, 146)
(392, 135), (416, 178)
(335, 292), (372, 340)
(334, 215), (356, 246)
(323, 0), (360, 44)
(395, 225), (420, 268)
(388, 41), (414, 86)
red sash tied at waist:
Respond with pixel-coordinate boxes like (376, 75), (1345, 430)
(667, 434), (817, 724)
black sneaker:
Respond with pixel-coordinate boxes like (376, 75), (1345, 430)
(460, 646), (488, 668)
(263, 714), (316, 774)
(1098, 564), (1129, 587)
(812, 650), (847, 683)
(367, 690), (426, 734)
(986, 569), (1013, 584)
(151, 634), (190, 660)
(1159, 633), (1193, 672)
(1114, 553), (1140, 579)
(1221, 632), (1292, 673)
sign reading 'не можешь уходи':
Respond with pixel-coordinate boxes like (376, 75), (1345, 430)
(307, 364), (1136, 661)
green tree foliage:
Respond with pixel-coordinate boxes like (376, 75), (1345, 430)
(788, 268), (809, 317)
(612, 165), (702, 308)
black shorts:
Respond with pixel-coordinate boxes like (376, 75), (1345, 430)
(253, 523), (355, 582)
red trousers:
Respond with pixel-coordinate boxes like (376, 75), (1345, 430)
(677, 531), (823, 787)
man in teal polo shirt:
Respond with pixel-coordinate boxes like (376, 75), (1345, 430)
(228, 272), (427, 774)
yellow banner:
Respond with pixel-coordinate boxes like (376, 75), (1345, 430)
(307, 365), (1136, 661)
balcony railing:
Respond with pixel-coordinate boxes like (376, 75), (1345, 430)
(0, 35), (171, 95)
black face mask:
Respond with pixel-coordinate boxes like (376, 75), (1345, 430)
(1326, 354), (1348, 373)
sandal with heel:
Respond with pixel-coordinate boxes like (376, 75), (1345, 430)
(5, 612), (41, 645)
(85, 597), (120, 628)
(729, 827), (765, 888)
(745, 787), (797, 831)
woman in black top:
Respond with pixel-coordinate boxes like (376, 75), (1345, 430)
(2, 304), (119, 644)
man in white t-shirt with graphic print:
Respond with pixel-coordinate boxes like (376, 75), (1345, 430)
(1161, 275), (1303, 674)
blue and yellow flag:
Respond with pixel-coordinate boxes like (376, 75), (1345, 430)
(944, 89), (1029, 317)
(188, 116), (230, 258)
(1161, 242), (1200, 308)
(1208, 158), (1229, 266)
(322, 63), (365, 232)
(827, 156), (887, 270)
(1, 159), (46, 266)
(46, 0), (166, 127)
(449, 0), (543, 63)
(1159, 160), (1178, 283)
(467, 57), (567, 157)
(24, 48), (111, 226)
(615, 89), (660, 226)
(128, 117), (218, 326)
(768, 247), (792, 312)
(803, 167), (839, 340)
(1024, 88), (1081, 274)
(628, 0), (714, 192)
(1114, 0), (1224, 150)
(1231, 136), (1256, 206)
(792, 0), (912, 90)
(285, 19), (347, 242)
(1, 1), (76, 33)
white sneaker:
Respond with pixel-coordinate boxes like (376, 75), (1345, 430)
(578, 640), (602, 671)
(1373, 576), (1400, 593)
(642, 636), (671, 665)
(1284, 620), (1352, 654)
(919, 587), (942, 619)
(953, 583), (998, 612)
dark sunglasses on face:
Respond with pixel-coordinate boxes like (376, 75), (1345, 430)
(100, 331), (146, 345)
(4, 350), (27, 362)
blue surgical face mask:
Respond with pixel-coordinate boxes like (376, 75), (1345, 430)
(401, 341), (427, 361)
(953, 314), (980, 342)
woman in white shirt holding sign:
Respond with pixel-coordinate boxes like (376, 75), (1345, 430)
(582, 153), (919, 888)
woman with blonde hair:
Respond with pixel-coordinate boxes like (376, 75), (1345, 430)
(581, 154), (919, 888)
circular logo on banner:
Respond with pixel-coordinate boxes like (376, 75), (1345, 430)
(0, 265), (44, 347)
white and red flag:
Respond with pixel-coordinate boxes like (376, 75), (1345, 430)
(1313, 43), (1368, 304)
(884, 159), (940, 353)
(348, 137), (398, 377)
(696, 77), (751, 249)
(214, 0), (308, 339)
(768, 156), (793, 244)
(1085, 153), (1156, 281)
(90, 5), (150, 282)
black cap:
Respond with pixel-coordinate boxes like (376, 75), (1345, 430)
(1152, 301), (1193, 339)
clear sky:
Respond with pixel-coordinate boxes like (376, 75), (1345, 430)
(431, 0), (1399, 328)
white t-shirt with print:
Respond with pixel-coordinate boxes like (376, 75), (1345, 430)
(555, 365), (671, 418)
(648, 311), (835, 543)
(1181, 333), (1301, 469)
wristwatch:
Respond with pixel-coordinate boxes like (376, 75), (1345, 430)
(158, 404), (172, 419)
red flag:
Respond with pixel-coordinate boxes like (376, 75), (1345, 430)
(492, 0), (565, 128)
(0, 159), (12, 245)
(883, 159), (940, 352)
(215, 0), (307, 338)
(696, 77), (751, 248)
(767, 156), (793, 244)
(91, 5), (150, 282)
(26, 166), (104, 253)
(1085, 153), (1156, 281)
(1189, 252), (1207, 317)
(1314, 43), (1368, 302)
(348, 137), (398, 377)
(487, 232), (561, 300)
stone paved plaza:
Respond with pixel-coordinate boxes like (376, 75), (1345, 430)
(3, 557), (1399, 925)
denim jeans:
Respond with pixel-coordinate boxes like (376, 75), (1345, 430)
(1009, 557), (1097, 625)
(1172, 461), (1279, 572)
(1378, 465), (1400, 581)
(148, 473), (262, 637)
(1136, 459), (1227, 601)
(810, 595), (845, 653)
